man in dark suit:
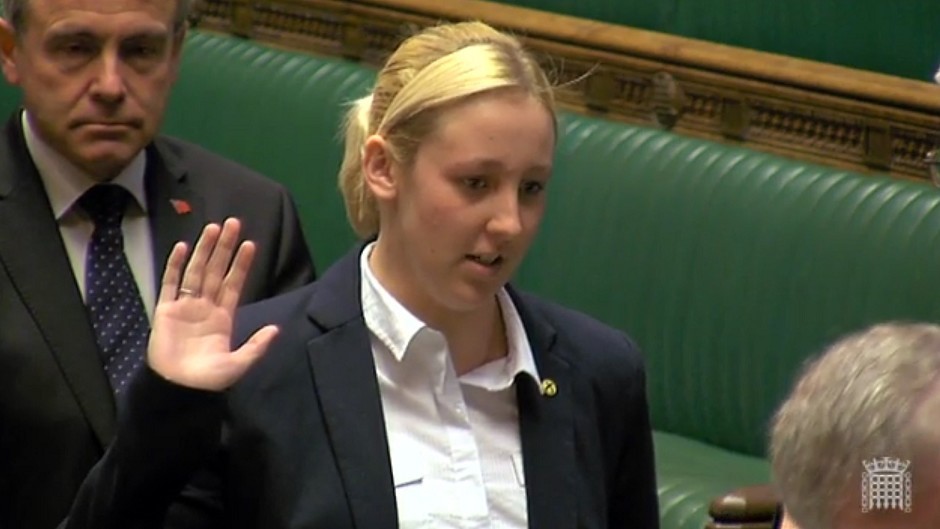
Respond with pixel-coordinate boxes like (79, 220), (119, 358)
(0, 0), (316, 527)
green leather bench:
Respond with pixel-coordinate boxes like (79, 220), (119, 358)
(515, 117), (940, 528)
(6, 30), (940, 529)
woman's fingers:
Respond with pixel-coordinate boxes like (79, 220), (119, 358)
(219, 240), (256, 313)
(228, 324), (279, 379)
(179, 223), (223, 299)
(201, 218), (242, 303)
(158, 242), (189, 304)
(157, 219), (247, 304)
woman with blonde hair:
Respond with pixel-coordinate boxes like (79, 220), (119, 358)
(66, 21), (660, 529)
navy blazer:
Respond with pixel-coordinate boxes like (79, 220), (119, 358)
(0, 112), (316, 529)
(67, 245), (659, 529)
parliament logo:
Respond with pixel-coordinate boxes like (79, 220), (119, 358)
(861, 456), (911, 513)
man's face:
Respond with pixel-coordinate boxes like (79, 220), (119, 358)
(0, 0), (184, 180)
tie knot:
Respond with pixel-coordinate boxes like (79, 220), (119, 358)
(79, 184), (131, 227)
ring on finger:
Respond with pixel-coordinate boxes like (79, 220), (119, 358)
(178, 287), (200, 298)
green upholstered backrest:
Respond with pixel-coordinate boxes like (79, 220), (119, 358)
(164, 31), (376, 268)
(515, 115), (940, 457)
(0, 81), (21, 118)
(496, 0), (940, 81)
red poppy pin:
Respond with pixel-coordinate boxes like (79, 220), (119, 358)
(170, 199), (192, 215)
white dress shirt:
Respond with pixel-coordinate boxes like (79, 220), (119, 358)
(22, 111), (155, 318)
(360, 243), (540, 529)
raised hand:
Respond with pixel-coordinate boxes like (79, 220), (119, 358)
(147, 218), (279, 391)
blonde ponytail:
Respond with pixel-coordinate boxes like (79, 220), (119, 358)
(337, 95), (380, 238)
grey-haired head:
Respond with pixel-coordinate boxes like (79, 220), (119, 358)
(771, 322), (940, 529)
(2, 0), (193, 33)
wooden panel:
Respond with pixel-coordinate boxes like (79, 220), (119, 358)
(190, 0), (940, 182)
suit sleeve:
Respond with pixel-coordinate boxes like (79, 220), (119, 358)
(58, 367), (224, 529)
(609, 337), (660, 529)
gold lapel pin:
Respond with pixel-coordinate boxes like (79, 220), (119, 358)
(540, 378), (558, 397)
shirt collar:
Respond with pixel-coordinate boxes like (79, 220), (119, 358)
(22, 110), (148, 220)
(360, 242), (428, 363)
(359, 242), (541, 389)
(461, 288), (541, 391)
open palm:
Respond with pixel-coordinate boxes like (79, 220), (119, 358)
(147, 218), (278, 391)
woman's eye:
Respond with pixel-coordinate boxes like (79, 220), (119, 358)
(463, 177), (487, 190)
(521, 181), (546, 195)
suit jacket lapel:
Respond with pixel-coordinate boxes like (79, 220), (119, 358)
(305, 247), (398, 529)
(0, 115), (116, 446)
(299, 255), (577, 528)
(512, 288), (578, 529)
(144, 139), (206, 292)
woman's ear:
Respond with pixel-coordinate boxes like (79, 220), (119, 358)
(362, 135), (397, 201)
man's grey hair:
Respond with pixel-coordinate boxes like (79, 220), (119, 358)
(2, 0), (194, 33)
(770, 322), (940, 529)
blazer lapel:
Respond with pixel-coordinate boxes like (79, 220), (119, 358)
(512, 289), (578, 529)
(144, 139), (206, 292)
(299, 256), (577, 528)
(305, 248), (398, 529)
(0, 115), (116, 446)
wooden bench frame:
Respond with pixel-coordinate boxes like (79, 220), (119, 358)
(191, 0), (940, 182)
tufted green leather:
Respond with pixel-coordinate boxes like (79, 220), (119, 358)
(518, 113), (940, 458)
(495, 0), (940, 81)
(164, 32), (376, 267)
(655, 432), (769, 529)
(513, 112), (940, 527)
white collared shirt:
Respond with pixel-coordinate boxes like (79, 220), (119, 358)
(22, 111), (155, 318)
(360, 243), (539, 529)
